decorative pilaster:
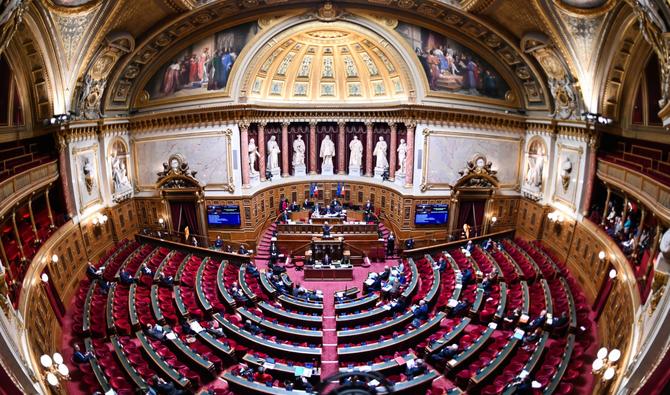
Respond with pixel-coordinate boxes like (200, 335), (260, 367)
(389, 123), (398, 181)
(580, 134), (599, 216)
(27, 198), (39, 244)
(239, 122), (251, 188)
(634, 208), (647, 247)
(337, 121), (346, 175)
(258, 122), (267, 181)
(11, 212), (25, 262)
(309, 121), (318, 175)
(404, 121), (416, 187)
(365, 121), (374, 177)
(621, 195), (630, 225)
(282, 122), (290, 177)
(57, 129), (75, 218)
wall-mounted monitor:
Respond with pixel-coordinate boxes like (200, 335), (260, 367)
(207, 205), (241, 227)
(414, 204), (449, 226)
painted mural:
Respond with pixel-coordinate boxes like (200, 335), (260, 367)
(145, 22), (259, 101)
(396, 23), (509, 99)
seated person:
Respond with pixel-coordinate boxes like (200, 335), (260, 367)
(404, 238), (415, 249)
(322, 221), (332, 238)
(524, 310), (547, 332)
(72, 344), (93, 363)
(461, 267), (473, 285)
(244, 319), (262, 335)
(86, 262), (102, 279)
(363, 273), (382, 293)
(152, 375), (186, 395)
(268, 261), (286, 275)
(254, 366), (273, 384)
(206, 320), (226, 337)
(247, 262), (260, 278)
(238, 245), (249, 255)
(214, 235), (223, 249)
(503, 372), (535, 395)
(140, 262), (153, 277)
(225, 245), (233, 253)
(157, 272), (174, 286)
(480, 276), (494, 293)
(482, 238), (494, 250)
(98, 280), (111, 295)
(290, 201), (300, 212)
(405, 358), (427, 380)
(119, 269), (135, 285)
(550, 311), (569, 332)
(295, 376), (314, 392)
(390, 295), (407, 314)
(387, 232), (395, 256)
(281, 209), (290, 223)
(302, 199), (311, 209)
(323, 254), (332, 265)
(523, 328), (543, 346)
(434, 256), (447, 273)
(364, 199), (373, 213)
(379, 266), (391, 281)
(465, 240), (474, 252)
(449, 300), (470, 317)
(411, 300), (429, 327)
(429, 343), (459, 364)
(146, 323), (166, 340)
(503, 307), (522, 326)
(191, 236), (199, 247)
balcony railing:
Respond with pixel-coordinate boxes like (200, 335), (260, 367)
(0, 160), (59, 215)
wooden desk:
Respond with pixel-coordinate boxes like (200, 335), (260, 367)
(542, 334), (575, 395)
(243, 354), (321, 383)
(258, 301), (322, 327)
(446, 324), (496, 371)
(223, 372), (308, 395)
(85, 337), (112, 393)
(392, 371), (440, 395)
(338, 311), (414, 341)
(278, 294), (323, 312)
(304, 264), (353, 280)
(111, 335), (150, 391)
(310, 216), (344, 224)
(289, 211), (310, 223)
(470, 336), (519, 388)
(335, 293), (379, 314)
(136, 331), (190, 388)
(425, 317), (471, 354)
(216, 261), (236, 309)
(339, 353), (417, 375)
(238, 307), (322, 341)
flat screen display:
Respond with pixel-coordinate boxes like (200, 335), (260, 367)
(414, 204), (449, 225)
(207, 205), (241, 227)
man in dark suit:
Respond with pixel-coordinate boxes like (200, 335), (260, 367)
(387, 232), (395, 256)
(323, 254), (332, 265)
(322, 221), (332, 238)
(525, 310), (547, 331)
(303, 199), (311, 209)
(429, 343), (459, 364)
(290, 201), (300, 211)
(364, 199), (373, 212)
(450, 300), (470, 317)
(282, 209), (290, 222)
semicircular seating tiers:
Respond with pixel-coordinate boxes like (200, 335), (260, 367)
(64, 221), (597, 395)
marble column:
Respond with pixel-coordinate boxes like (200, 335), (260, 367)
(580, 139), (598, 216)
(365, 121), (374, 177)
(258, 122), (267, 181)
(309, 121), (318, 175)
(404, 122), (416, 187)
(389, 123), (397, 181)
(281, 122), (290, 177)
(45, 186), (55, 229)
(239, 123), (251, 188)
(634, 207), (647, 247)
(11, 212), (25, 262)
(337, 121), (346, 175)
(56, 131), (75, 218)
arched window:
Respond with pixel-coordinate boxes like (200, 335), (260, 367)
(632, 54), (662, 127)
(0, 55), (24, 127)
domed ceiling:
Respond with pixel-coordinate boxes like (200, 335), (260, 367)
(244, 24), (411, 103)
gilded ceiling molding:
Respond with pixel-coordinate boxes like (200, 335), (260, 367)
(551, 0), (616, 17)
(626, 0), (670, 108)
(124, 105), (528, 134)
(43, 0), (102, 14)
(103, 0), (550, 113)
(521, 32), (583, 120)
(0, 0), (32, 56)
(459, 0), (497, 14)
(73, 31), (135, 120)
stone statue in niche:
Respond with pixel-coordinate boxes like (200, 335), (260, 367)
(267, 135), (281, 172)
(373, 136), (388, 170)
(397, 139), (408, 176)
(525, 156), (544, 188)
(561, 157), (573, 192)
(349, 135), (363, 175)
(320, 135), (336, 174)
(293, 135), (306, 167)
(248, 138), (260, 175)
(83, 157), (95, 194)
(111, 153), (131, 193)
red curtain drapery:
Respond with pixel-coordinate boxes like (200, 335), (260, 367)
(593, 263), (614, 321)
(170, 201), (199, 236)
(457, 199), (486, 237)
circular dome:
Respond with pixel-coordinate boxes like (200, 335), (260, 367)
(244, 21), (413, 104)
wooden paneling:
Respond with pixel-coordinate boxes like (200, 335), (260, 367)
(515, 199), (545, 240)
(134, 197), (166, 229)
(489, 196), (519, 233)
(565, 223), (608, 303)
(109, 199), (138, 241)
(27, 285), (59, 360)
